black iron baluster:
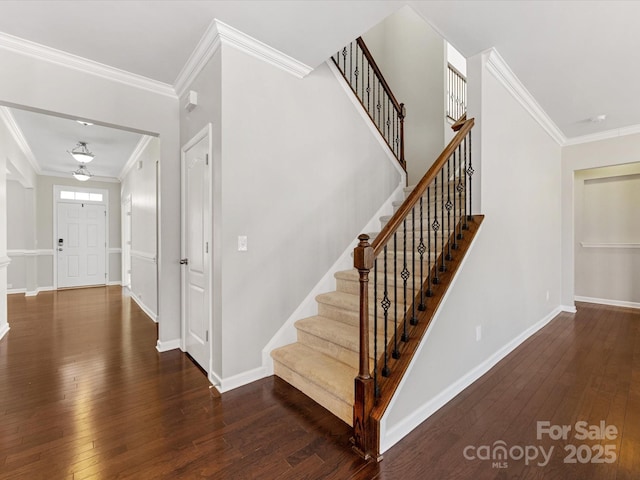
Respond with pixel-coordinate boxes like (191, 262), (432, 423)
(361, 46), (365, 101)
(382, 245), (390, 377)
(440, 167), (446, 272)
(349, 42), (353, 86)
(417, 196), (426, 310)
(367, 61), (371, 115)
(393, 108), (397, 157)
(374, 258), (379, 397)
(463, 133), (469, 230)
(426, 186), (434, 295)
(452, 147), (458, 250)
(395, 108), (398, 157)
(401, 220), (409, 341)
(432, 175), (441, 281)
(411, 207), (417, 325)
(377, 79), (381, 132)
(445, 157), (453, 260)
(456, 143), (464, 240)
(392, 233), (399, 359)
(386, 97), (391, 145)
(354, 44), (359, 95)
(467, 132), (474, 221)
(341, 47), (347, 75)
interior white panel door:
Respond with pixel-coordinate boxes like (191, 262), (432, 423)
(57, 203), (106, 288)
(182, 133), (211, 372)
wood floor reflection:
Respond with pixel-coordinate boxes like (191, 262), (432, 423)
(1, 289), (639, 479)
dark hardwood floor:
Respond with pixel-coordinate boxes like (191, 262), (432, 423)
(1, 288), (639, 479)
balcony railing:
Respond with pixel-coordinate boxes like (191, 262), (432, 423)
(447, 63), (467, 122)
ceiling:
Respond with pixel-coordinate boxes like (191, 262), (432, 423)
(9, 108), (143, 180)
(0, 0), (638, 176)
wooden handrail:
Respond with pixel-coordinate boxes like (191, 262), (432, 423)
(451, 112), (467, 132)
(371, 118), (474, 257)
(352, 118), (476, 460)
(447, 62), (466, 81)
(356, 37), (403, 114)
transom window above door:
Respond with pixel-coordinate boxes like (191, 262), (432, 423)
(60, 190), (103, 202)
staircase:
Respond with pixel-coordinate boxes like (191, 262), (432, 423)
(271, 36), (482, 460)
(271, 186), (456, 426)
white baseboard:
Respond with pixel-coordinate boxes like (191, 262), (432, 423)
(0, 323), (9, 341)
(130, 291), (158, 322)
(156, 338), (181, 352)
(9, 286), (55, 296)
(575, 296), (640, 310)
(261, 180), (406, 374)
(209, 370), (223, 394)
(210, 366), (269, 393)
(381, 303), (562, 453)
(107, 281), (122, 286)
(561, 304), (577, 313)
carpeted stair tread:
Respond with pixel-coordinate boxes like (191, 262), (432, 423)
(271, 343), (356, 424)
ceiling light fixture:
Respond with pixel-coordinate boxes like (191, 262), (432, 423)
(72, 164), (93, 182)
(76, 120), (94, 126)
(68, 141), (95, 163)
(589, 114), (607, 123)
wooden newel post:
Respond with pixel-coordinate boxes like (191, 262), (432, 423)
(352, 234), (376, 459)
(399, 103), (406, 169)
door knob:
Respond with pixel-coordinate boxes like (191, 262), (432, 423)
(180, 258), (189, 265)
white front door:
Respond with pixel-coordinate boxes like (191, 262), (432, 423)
(181, 127), (211, 372)
(57, 203), (106, 288)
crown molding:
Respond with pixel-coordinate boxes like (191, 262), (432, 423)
(564, 123), (640, 146)
(216, 20), (313, 78)
(0, 106), (42, 174)
(174, 19), (312, 98)
(0, 31), (176, 99)
(174, 20), (222, 98)
(118, 135), (154, 181)
(485, 48), (566, 146)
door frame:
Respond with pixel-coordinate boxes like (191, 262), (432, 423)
(53, 185), (109, 289)
(180, 124), (213, 373)
(121, 194), (132, 289)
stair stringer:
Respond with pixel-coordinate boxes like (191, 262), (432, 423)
(377, 221), (485, 453)
(261, 179), (405, 374)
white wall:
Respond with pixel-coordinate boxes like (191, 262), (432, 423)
(561, 134), (640, 307)
(121, 137), (159, 319)
(6, 179), (36, 292)
(381, 49), (563, 451)
(363, 5), (446, 185)
(1, 114), (36, 337)
(0, 45), (181, 348)
(180, 37), (402, 383)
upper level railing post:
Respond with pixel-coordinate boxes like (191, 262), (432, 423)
(352, 234), (376, 460)
(399, 103), (406, 169)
